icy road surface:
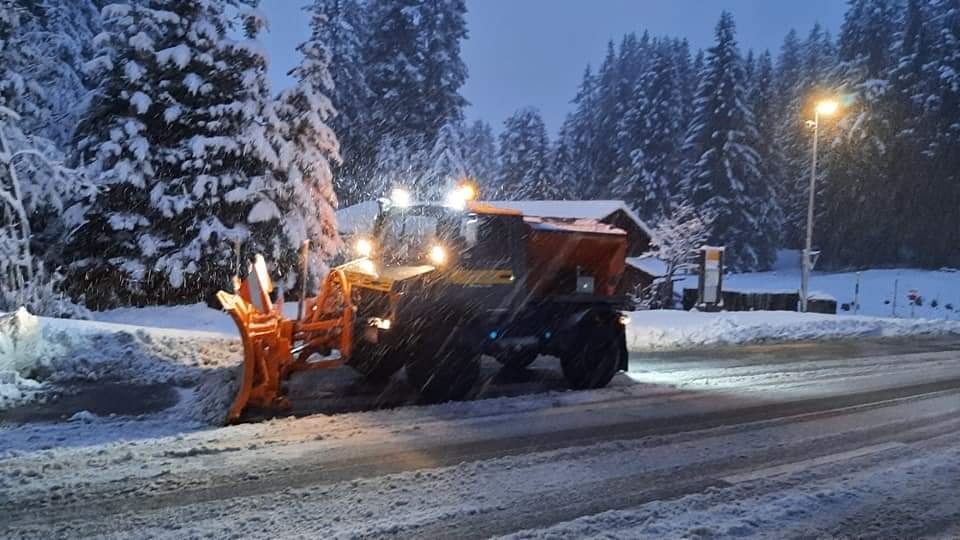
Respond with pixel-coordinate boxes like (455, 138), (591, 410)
(2, 337), (960, 538)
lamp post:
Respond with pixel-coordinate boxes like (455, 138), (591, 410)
(800, 99), (839, 313)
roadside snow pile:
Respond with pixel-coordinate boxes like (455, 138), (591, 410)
(626, 310), (960, 351)
(0, 312), (242, 422)
(91, 302), (236, 336)
(0, 309), (48, 408)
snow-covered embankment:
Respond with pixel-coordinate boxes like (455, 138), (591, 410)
(626, 309), (960, 351)
(0, 309), (241, 422)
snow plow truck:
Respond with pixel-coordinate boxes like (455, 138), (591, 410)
(218, 185), (633, 423)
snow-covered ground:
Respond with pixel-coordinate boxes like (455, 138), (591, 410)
(0, 308), (241, 420)
(679, 254), (960, 320)
(3, 339), (960, 538)
(626, 310), (960, 351)
(3, 274), (960, 537)
(2, 270), (960, 416)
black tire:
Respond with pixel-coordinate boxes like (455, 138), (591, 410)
(494, 349), (540, 370)
(560, 311), (625, 390)
(348, 338), (410, 381)
(405, 332), (480, 403)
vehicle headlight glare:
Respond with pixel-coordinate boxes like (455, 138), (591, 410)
(390, 188), (412, 208)
(355, 238), (373, 258)
(429, 244), (448, 265)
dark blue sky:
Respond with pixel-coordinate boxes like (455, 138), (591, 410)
(259, 0), (847, 134)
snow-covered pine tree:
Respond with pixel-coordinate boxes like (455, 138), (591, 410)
(817, 0), (901, 267)
(273, 2), (342, 276)
(612, 39), (684, 223)
(368, 134), (427, 201)
(673, 39), (696, 122)
(66, 1), (307, 308)
(461, 119), (498, 190)
(747, 49), (784, 250)
(362, 0), (424, 147)
(496, 108), (555, 199)
(681, 11), (776, 271)
(0, 1), (88, 316)
(776, 29), (804, 117)
(360, 0), (469, 201)
(13, 0), (102, 148)
(421, 120), (467, 200)
(419, 0), (468, 137)
(921, 0), (960, 266)
(307, 0), (370, 206)
(879, 0), (933, 264)
(554, 66), (599, 200)
(586, 41), (626, 199)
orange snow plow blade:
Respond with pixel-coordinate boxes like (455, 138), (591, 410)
(217, 256), (354, 424)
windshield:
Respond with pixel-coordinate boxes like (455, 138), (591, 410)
(376, 208), (462, 266)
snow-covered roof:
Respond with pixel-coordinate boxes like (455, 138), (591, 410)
(335, 199), (655, 238)
(524, 216), (626, 235)
(483, 200), (654, 238)
(335, 200), (379, 235)
(626, 256), (669, 277)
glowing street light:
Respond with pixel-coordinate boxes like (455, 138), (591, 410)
(815, 99), (839, 116)
(800, 98), (841, 313)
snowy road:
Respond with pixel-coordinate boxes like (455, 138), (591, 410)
(2, 337), (960, 538)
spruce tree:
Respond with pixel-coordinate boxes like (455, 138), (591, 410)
(818, 0), (901, 266)
(421, 120), (467, 200)
(307, 0), (370, 206)
(461, 119), (498, 190)
(274, 3), (343, 271)
(747, 50), (784, 250)
(14, 0), (101, 147)
(66, 1), (305, 307)
(419, 0), (468, 136)
(496, 108), (555, 199)
(921, 0), (960, 266)
(360, 0), (468, 200)
(613, 40), (684, 223)
(554, 66), (599, 200)
(681, 11), (776, 271)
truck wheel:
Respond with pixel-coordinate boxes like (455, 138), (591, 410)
(561, 312), (625, 390)
(348, 339), (410, 381)
(494, 350), (539, 370)
(405, 334), (480, 403)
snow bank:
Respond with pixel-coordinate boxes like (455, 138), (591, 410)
(91, 302), (236, 336)
(0, 309), (48, 408)
(0, 308), (43, 374)
(0, 311), (242, 420)
(626, 310), (960, 351)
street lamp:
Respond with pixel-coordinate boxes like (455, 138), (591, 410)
(800, 99), (840, 313)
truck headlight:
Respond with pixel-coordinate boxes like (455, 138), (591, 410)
(428, 244), (448, 266)
(390, 188), (412, 208)
(354, 238), (373, 258)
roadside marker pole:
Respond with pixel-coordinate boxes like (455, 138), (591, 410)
(892, 279), (898, 318)
(854, 272), (860, 315)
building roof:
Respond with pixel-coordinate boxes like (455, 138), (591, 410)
(626, 256), (669, 277)
(482, 200), (654, 238)
(335, 200), (379, 235)
(335, 199), (655, 238)
(524, 216), (627, 236)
